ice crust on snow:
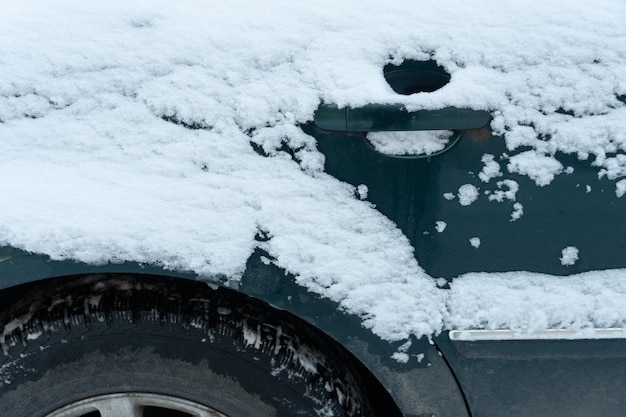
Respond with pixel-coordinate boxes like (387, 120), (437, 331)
(1, 1), (626, 342)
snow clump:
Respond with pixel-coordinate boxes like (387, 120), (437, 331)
(507, 151), (564, 187)
(616, 180), (626, 198)
(510, 202), (524, 221)
(458, 184), (479, 206)
(488, 180), (519, 203)
(560, 247), (580, 266)
(367, 131), (452, 156)
(478, 154), (503, 183)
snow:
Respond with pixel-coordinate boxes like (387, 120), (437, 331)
(447, 270), (626, 333)
(391, 340), (412, 363)
(488, 180), (519, 202)
(616, 179), (626, 198)
(457, 184), (479, 206)
(507, 151), (564, 187)
(478, 154), (503, 183)
(560, 247), (580, 266)
(1, 0), (625, 342)
(510, 202), (524, 222)
(391, 352), (409, 363)
(366, 130), (452, 156)
(355, 184), (368, 200)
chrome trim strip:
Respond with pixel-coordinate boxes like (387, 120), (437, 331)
(449, 328), (626, 341)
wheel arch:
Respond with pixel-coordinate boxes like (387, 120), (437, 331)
(0, 249), (470, 417)
(0, 272), (405, 417)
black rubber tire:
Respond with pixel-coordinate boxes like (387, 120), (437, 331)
(0, 274), (371, 417)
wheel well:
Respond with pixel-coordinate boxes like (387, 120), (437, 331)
(0, 273), (403, 417)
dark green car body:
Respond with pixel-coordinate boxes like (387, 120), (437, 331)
(1, 102), (625, 417)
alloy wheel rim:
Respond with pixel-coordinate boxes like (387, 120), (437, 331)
(45, 393), (229, 417)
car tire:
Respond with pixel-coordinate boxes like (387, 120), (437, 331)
(0, 274), (371, 417)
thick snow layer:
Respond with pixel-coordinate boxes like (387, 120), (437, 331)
(1, 1), (626, 342)
(448, 270), (626, 333)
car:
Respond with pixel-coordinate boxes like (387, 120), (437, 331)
(1, 3), (625, 417)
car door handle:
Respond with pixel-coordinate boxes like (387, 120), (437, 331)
(314, 104), (490, 132)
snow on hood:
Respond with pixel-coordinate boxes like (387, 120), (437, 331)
(1, 0), (625, 342)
